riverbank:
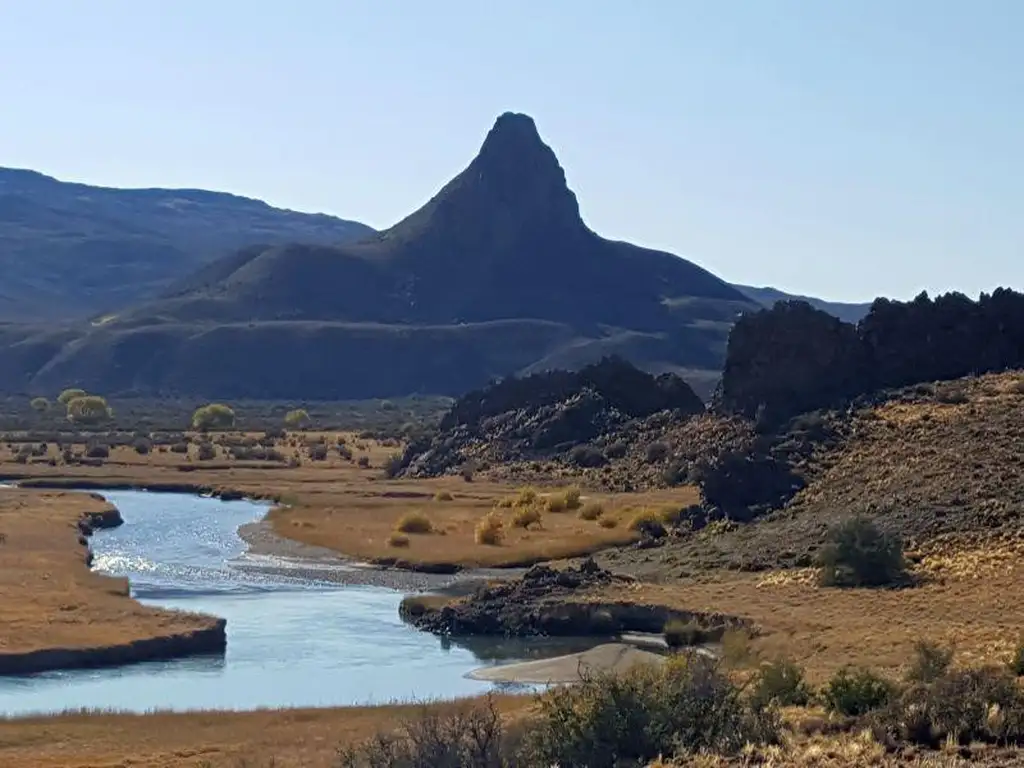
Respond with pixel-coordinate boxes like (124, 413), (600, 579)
(0, 487), (224, 675)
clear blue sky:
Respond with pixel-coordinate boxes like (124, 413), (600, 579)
(1, 1), (1021, 303)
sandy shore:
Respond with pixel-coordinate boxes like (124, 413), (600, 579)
(236, 518), (527, 593)
(468, 642), (666, 684)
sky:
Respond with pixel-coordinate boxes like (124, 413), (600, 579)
(1, 1), (1021, 303)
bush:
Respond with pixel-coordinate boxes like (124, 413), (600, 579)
(545, 495), (567, 513)
(598, 516), (618, 529)
(875, 666), (1024, 748)
(191, 403), (235, 431)
(664, 619), (710, 649)
(563, 486), (582, 510)
(283, 408), (310, 429)
(514, 487), (538, 507)
(395, 512), (433, 535)
(645, 441), (669, 463)
(133, 438), (152, 455)
(750, 658), (811, 707)
(523, 655), (779, 766)
(570, 445), (607, 468)
(85, 443), (110, 459)
(905, 640), (954, 684)
(338, 696), (510, 768)
(387, 532), (410, 548)
(475, 512), (504, 546)
(308, 443), (328, 461)
(337, 444), (353, 461)
(434, 490), (454, 502)
(511, 505), (542, 529)
(382, 452), (404, 478)
(817, 516), (907, 587)
(822, 666), (897, 716)
(30, 397), (49, 412)
(627, 508), (667, 538)
(66, 396), (112, 426)
(578, 501), (604, 521)
(357, 456), (370, 469)
(605, 441), (628, 460)
(58, 388), (87, 405)
(169, 442), (189, 454)
(196, 442), (216, 461)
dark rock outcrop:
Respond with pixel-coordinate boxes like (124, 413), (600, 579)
(717, 289), (1024, 423)
(402, 560), (750, 637)
(400, 357), (706, 477)
(0, 621), (227, 675)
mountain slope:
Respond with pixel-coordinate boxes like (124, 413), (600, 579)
(0, 113), (758, 399)
(733, 284), (871, 324)
(0, 167), (373, 320)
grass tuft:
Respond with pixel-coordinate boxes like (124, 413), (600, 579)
(475, 512), (504, 546)
(511, 505), (542, 529)
(395, 511), (433, 535)
(577, 501), (604, 521)
(387, 532), (410, 548)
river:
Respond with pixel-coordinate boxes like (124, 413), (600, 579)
(0, 489), (572, 715)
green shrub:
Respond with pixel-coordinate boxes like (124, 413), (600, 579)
(605, 441), (628, 460)
(664, 618), (709, 649)
(196, 442), (216, 461)
(578, 501), (604, 521)
(644, 441), (669, 463)
(523, 655), (779, 766)
(58, 388), (87, 405)
(283, 408), (310, 429)
(511, 505), (542, 529)
(874, 666), (1024, 748)
(66, 396), (112, 426)
(85, 443), (109, 459)
(133, 438), (152, 455)
(395, 512), (432, 534)
(475, 512), (504, 545)
(822, 666), (897, 716)
(191, 403), (235, 431)
(170, 442), (189, 454)
(307, 443), (328, 461)
(357, 456), (370, 469)
(817, 516), (907, 587)
(30, 397), (50, 412)
(569, 445), (606, 467)
(905, 640), (954, 684)
(750, 658), (811, 707)
(1010, 641), (1024, 676)
(563, 486), (582, 510)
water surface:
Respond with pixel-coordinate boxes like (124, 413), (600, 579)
(0, 490), (560, 715)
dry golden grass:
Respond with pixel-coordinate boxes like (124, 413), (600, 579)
(0, 435), (698, 569)
(0, 695), (531, 768)
(0, 488), (216, 657)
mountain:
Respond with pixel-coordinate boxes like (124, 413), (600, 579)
(0, 167), (374, 321)
(732, 284), (871, 324)
(0, 113), (759, 400)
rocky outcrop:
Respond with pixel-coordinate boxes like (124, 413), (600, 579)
(0, 621), (227, 675)
(402, 559), (750, 637)
(400, 357), (705, 477)
(717, 289), (1024, 423)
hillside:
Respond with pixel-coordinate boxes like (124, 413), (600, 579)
(0, 113), (759, 399)
(0, 167), (373, 321)
(733, 284), (871, 323)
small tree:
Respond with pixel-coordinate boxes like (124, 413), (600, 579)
(284, 408), (311, 429)
(58, 388), (87, 405)
(30, 397), (50, 412)
(192, 403), (235, 431)
(66, 396), (112, 426)
(817, 516), (907, 587)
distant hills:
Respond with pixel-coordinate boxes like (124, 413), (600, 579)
(0, 115), (879, 400)
(732, 285), (871, 324)
(0, 167), (372, 320)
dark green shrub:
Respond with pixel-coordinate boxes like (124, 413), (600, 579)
(817, 516), (907, 587)
(191, 403), (235, 431)
(337, 444), (353, 461)
(905, 640), (954, 684)
(523, 655), (779, 767)
(196, 442), (216, 461)
(569, 445), (606, 468)
(605, 441), (629, 460)
(750, 658), (811, 707)
(357, 456), (370, 469)
(822, 666), (897, 716)
(170, 442), (189, 454)
(644, 441), (669, 463)
(85, 443), (110, 459)
(133, 438), (152, 455)
(308, 443), (328, 461)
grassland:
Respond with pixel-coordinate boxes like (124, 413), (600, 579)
(0, 487), (219, 666)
